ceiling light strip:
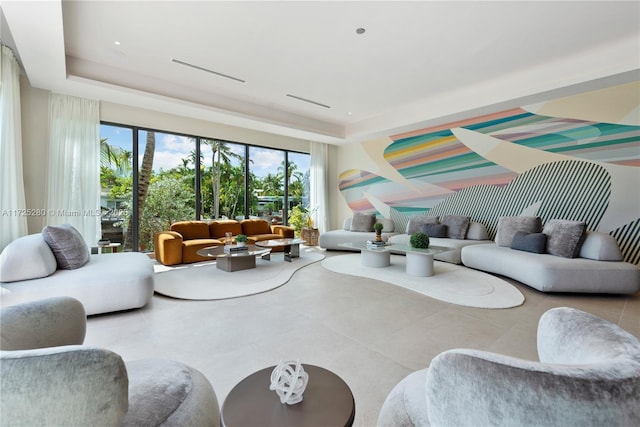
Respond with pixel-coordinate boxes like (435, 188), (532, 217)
(286, 94), (331, 109)
(171, 58), (245, 83)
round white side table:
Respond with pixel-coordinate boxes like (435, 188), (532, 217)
(406, 252), (435, 276)
(361, 248), (391, 267)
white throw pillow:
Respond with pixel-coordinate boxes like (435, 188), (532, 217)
(578, 231), (623, 261)
(379, 218), (395, 233)
(466, 222), (489, 240)
(0, 234), (58, 282)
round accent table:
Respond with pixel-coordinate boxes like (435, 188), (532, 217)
(221, 364), (355, 427)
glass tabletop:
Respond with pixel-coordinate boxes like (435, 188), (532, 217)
(255, 238), (306, 248)
(197, 245), (271, 258)
(339, 241), (453, 255)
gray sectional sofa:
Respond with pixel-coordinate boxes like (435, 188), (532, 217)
(320, 214), (492, 264)
(0, 230), (154, 315)
(462, 231), (640, 294)
(321, 213), (640, 294)
(387, 216), (493, 264)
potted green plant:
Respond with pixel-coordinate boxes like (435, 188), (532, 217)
(410, 231), (430, 249)
(235, 234), (248, 247)
(373, 222), (384, 242)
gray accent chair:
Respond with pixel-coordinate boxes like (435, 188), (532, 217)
(377, 307), (640, 426)
(0, 297), (220, 426)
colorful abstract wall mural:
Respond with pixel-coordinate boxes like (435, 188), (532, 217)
(337, 82), (640, 264)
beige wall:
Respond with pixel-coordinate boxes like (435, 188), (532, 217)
(18, 78), (327, 235)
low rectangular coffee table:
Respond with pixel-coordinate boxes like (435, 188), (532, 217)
(196, 245), (271, 272)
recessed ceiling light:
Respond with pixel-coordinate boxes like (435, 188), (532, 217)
(114, 41), (121, 45)
(356, 28), (365, 35)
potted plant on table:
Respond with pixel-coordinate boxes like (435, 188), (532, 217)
(373, 222), (384, 242)
(410, 231), (430, 249)
(235, 234), (248, 247)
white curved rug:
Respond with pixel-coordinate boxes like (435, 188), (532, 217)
(321, 254), (524, 309)
(154, 252), (324, 300)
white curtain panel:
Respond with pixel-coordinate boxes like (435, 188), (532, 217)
(46, 93), (100, 245)
(0, 45), (28, 252)
(310, 141), (329, 233)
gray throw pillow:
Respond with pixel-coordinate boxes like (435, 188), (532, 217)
(406, 215), (439, 235)
(543, 219), (587, 258)
(421, 223), (447, 238)
(511, 231), (547, 254)
(42, 224), (90, 269)
(350, 212), (376, 232)
(441, 215), (471, 239)
(495, 216), (543, 247)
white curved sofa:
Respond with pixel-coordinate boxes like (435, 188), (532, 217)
(461, 231), (640, 294)
(0, 233), (154, 315)
(319, 217), (399, 250)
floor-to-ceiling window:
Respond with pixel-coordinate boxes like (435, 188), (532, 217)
(136, 129), (197, 252)
(200, 139), (245, 221)
(249, 146), (285, 224)
(100, 123), (310, 252)
(99, 124), (133, 248)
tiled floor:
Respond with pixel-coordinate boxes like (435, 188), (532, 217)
(84, 249), (639, 427)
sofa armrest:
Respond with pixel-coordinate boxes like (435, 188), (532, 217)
(1, 346), (128, 425)
(426, 348), (638, 426)
(537, 307), (640, 364)
(0, 297), (86, 350)
(272, 225), (295, 238)
(155, 231), (184, 266)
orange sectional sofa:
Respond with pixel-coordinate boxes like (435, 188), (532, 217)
(154, 219), (294, 266)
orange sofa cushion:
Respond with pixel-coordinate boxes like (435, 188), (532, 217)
(170, 221), (210, 240)
(209, 220), (243, 239)
(182, 239), (222, 264)
(241, 219), (271, 236)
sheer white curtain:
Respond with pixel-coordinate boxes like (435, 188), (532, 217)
(310, 141), (329, 233)
(47, 93), (100, 245)
(0, 45), (27, 251)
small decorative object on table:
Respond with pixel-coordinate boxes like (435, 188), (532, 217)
(97, 239), (111, 247)
(410, 231), (430, 249)
(224, 244), (249, 253)
(235, 234), (248, 247)
(366, 239), (387, 247)
(373, 222), (384, 242)
(269, 359), (309, 405)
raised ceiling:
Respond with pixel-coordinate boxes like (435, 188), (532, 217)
(2, 1), (639, 144)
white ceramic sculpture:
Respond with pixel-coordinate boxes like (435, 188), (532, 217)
(269, 360), (309, 405)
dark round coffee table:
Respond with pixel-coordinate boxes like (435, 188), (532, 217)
(221, 364), (355, 427)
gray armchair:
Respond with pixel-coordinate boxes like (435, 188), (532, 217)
(378, 307), (640, 426)
(0, 297), (220, 426)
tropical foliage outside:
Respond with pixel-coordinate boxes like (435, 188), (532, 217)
(100, 131), (310, 252)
